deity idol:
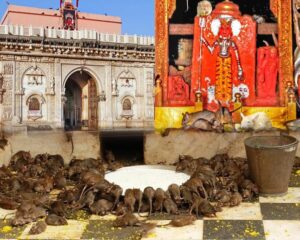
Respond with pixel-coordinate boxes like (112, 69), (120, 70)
(200, 18), (243, 106)
(257, 46), (279, 104)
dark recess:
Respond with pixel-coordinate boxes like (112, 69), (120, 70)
(100, 132), (144, 165)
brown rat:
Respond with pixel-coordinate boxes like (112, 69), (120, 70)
(124, 189), (136, 212)
(110, 184), (123, 210)
(192, 165), (216, 190)
(29, 221), (47, 235)
(180, 185), (194, 207)
(183, 177), (208, 199)
(89, 199), (113, 216)
(156, 215), (197, 228)
(133, 188), (143, 214)
(143, 186), (155, 216)
(198, 200), (217, 217)
(46, 214), (68, 226)
(54, 171), (67, 190)
(169, 215), (197, 227)
(168, 184), (181, 204)
(229, 192), (243, 207)
(12, 201), (46, 226)
(50, 201), (66, 217)
(80, 170), (104, 186)
(115, 202), (128, 216)
(113, 212), (140, 227)
(153, 188), (165, 213)
(58, 189), (80, 204)
(163, 197), (179, 215)
(189, 197), (203, 217)
(215, 189), (231, 207)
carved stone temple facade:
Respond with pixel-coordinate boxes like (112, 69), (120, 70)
(0, 25), (155, 132)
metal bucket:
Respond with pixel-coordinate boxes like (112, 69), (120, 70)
(244, 135), (298, 196)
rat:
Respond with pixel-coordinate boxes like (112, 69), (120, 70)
(110, 184), (123, 210)
(143, 186), (155, 216)
(29, 221), (47, 235)
(12, 201), (46, 226)
(169, 215), (197, 227)
(46, 214), (68, 226)
(115, 202), (128, 216)
(215, 189), (231, 207)
(133, 188), (143, 214)
(155, 215), (197, 228)
(124, 189), (136, 212)
(198, 200), (217, 217)
(229, 192), (243, 207)
(54, 171), (67, 190)
(168, 184), (181, 204)
(163, 197), (179, 215)
(180, 185), (194, 207)
(113, 212), (140, 227)
(153, 188), (165, 213)
(50, 201), (66, 217)
(89, 199), (113, 216)
(183, 177), (208, 199)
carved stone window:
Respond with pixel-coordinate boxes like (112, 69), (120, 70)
(26, 94), (45, 120)
(28, 97), (40, 111)
(123, 99), (132, 111)
(121, 97), (134, 119)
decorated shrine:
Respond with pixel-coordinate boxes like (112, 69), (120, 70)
(60, 0), (79, 30)
(154, 0), (295, 131)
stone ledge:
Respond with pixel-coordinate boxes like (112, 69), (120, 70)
(144, 130), (300, 165)
(0, 130), (100, 166)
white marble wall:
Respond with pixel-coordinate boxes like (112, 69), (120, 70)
(1, 57), (154, 131)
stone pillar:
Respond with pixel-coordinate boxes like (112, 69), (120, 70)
(46, 76), (56, 126)
(54, 60), (63, 128)
(15, 88), (24, 123)
(0, 73), (6, 124)
(105, 64), (113, 128)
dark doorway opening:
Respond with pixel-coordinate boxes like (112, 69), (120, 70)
(100, 132), (144, 166)
(64, 70), (98, 130)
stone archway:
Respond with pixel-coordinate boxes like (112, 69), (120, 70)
(64, 70), (98, 130)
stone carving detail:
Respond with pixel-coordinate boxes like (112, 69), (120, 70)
(98, 91), (106, 101)
(146, 71), (153, 80)
(15, 88), (25, 95)
(0, 73), (6, 104)
(119, 70), (135, 88)
(26, 66), (45, 85)
(3, 108), (12, 121)
(46, 77), (55, 95)
(112, 78), (118, 96)
(3, 63), (13, 75)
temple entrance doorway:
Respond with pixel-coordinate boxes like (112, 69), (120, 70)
(64, 70), (98, 130)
